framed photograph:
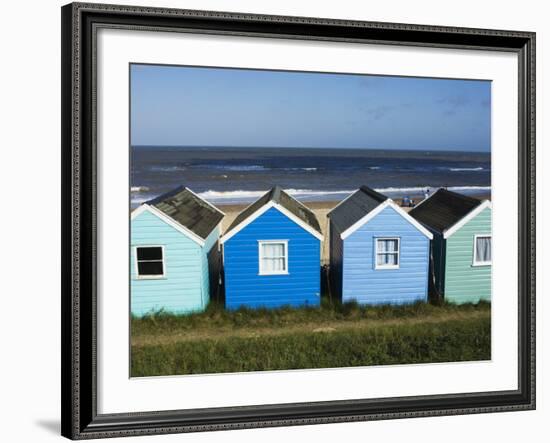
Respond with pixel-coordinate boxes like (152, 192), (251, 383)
(61, 2), (536, 439)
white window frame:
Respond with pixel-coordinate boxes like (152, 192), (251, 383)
(374, 237), (401, 270)
(258, 240), (289, 276)
(133, 245), (166, 279)
(472, 234), (492, 266)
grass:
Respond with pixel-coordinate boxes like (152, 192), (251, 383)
(130, 301), (491, 377)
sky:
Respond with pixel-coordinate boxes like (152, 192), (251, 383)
(130, 64), (491, 152)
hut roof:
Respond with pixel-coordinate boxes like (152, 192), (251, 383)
(146, 186), (224, 240)
(224, 186), (322, 238)
(328, 186), (389, 233)
(408, 188), (483, 234)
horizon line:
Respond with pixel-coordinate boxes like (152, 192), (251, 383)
(131, 145), (491, 154)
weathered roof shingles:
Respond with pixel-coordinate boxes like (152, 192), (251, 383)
(408, 188), (482, 233)
(147, 186), (224, 240)
(328, 186), (388, 233)
(225, 186), (322, 235)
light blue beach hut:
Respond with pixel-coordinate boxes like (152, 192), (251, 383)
(130, 186), (224, 316)
(328, 186), (433, 305)
(220, 186), (324, 310)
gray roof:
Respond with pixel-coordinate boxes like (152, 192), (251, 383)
(328, 186), (388, 233)
(225, 186), (322, 235)
(146, 186), (224, 240)
(408, 188), (482, 234)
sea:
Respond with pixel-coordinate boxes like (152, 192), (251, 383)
(130, 146), (491, 208)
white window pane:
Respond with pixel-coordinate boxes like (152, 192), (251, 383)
(376, 239), (399, 268)
(262, 258), (272, 272)
(377, 239), (398, 253)
(262, 258), (285, 272)
(262, 243), (285, 258)
(273, 257), (285, 271)
(476, 237), (491, 263)
(376, 252), (398, 266)
(260, 242), (287, 273)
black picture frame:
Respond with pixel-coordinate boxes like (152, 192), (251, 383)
(61, 2), (536, 439)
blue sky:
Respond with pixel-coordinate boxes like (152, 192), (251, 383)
(130, 64), (491, 152)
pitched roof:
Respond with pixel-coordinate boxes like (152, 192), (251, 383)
(328, 186), (388, 233)
(146, 186), (224, 240)
(408, 188), (482, 234)
(224, 186), (322, 236)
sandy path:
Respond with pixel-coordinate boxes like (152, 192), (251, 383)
(131, 309), (490, 347)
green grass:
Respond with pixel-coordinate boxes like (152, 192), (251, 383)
(131, 301), (491, 377)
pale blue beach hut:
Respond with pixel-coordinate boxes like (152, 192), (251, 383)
(130, 186), (224, 316)
(328, 186), (433, 305)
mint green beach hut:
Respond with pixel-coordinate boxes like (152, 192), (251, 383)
(409, 189), (492, 304)
(130, 186), (224, 316)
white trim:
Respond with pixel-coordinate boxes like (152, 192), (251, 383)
(273, 203), (324, 241)
(184, 187), (226, 216)
(258, 240), (289, 275)
(472, 234), (492, 266)
(220, 201), (324, 244)
(133, 245), (166, 280)
(374, 237), (401, 270)
(228, 190), (275, 238)
(340, 200), (433, 240)
(326, 190), (357, 216)
(388, 201), (434, 239)
(219, 189), (273, 241)
(131, 204), (206, 246)
(410, 187), (439, 210)
(130, 203), (149, 220)
(443, 200), (492, 239)
(220, 202), (273, 244)
(339, 200), (388, 240)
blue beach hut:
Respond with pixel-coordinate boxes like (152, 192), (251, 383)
(130, 186), (224, 316)
(220, 186), (324, 310)
(328, 186), (433, 305)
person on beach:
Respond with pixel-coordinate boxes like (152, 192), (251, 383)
(424, 188), (430, 200)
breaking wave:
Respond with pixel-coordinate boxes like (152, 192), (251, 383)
(448, 167), (485, 172)
(196, 186), (491, 203)
(131, 185), (491, 206)
(375, 185), (491, 194)
(191, 165), (318, 172)
(197, 189), (354, 203)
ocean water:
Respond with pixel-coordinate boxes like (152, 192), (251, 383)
(130, 146), (491, 207)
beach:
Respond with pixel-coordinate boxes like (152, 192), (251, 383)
(130, 146), (491, 208)
(129, 145), (492, 263)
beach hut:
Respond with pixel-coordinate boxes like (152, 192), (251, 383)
(220, 186), (323, 309)
(328, 186), (433, 305)
(130, 186), (224, 316)
(409, 188), (492, 304)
